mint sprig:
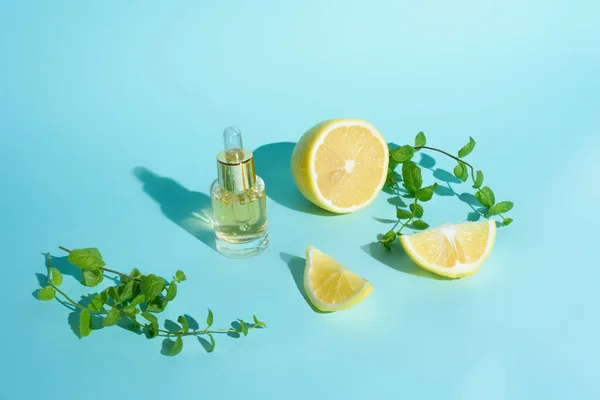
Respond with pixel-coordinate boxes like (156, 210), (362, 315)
(37, 249), (266, 356)
(379, 132), (514, 247)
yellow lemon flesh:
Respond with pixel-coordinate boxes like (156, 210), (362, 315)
(291, 119), (388, 213)
(304, 245), (373, 312)
(400, 220), (497, 278)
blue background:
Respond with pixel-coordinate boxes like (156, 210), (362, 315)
(1, 0), (599, 398)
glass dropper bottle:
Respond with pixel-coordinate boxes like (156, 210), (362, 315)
(210, 126), (269, 258)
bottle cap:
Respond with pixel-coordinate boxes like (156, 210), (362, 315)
(216, 126), (256, 191)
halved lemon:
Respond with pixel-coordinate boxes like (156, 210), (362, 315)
(291, 119), (388, 213)
(400, 220), (497, 278)
(304, 245), (373, 312)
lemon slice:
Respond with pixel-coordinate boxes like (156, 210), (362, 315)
(400, 220), (497, 278)
(291, 119), (388, 213)
(304, 245), (373, 312)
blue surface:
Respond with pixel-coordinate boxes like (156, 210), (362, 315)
(2, 1), (599, 398)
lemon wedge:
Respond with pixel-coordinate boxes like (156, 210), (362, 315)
(400, 220), (497, 278)
(304, 245), (373, 311)
(291, 119), (388, 213)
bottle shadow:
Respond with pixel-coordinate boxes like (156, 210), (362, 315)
(253, 142), (336, 216)
(361, 241), (452, 280)
(133, 167), (216, 251)
(279, 252), (330, 313)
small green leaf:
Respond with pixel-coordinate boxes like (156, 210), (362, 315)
(141, 274), (164, 302)
(175, 270), (186, 282)
(50, 267), (62, 286)
(415, 131), (426, 147)
(165, 283), (177, 301)
(142, 312), (159, 338)
(410, 203), (424, 218)
(476, 186), (496, 207)
(178, 315), (190, 333)
(130, 268), (141, 278)
(107, 286), (120, 304)
(103, 308), (120, 327)
(378, 230), (396, 244)
(385, 169), (396, 187)
(453, 162), (468, 182)
(120, 280), (135, 301)
(411, 220), (430, 230)
(130, 294), (145, 307)
(82, 269), (103, 287)
(396, 208), (413, 219)
(458, 137), (476, 158)
(402, 161), (422, 193)
(146, 295), (167, 313)
(502, 218), (514, 226)
(416, 187), (434, 202)
(206, 309), (214, 328)
(123, 305), (140, 315)
(79, 310), (92, 338)
(38, 286), (56, 301)
(167, 335), (183, 356)
(239, 320), (249, 336)
(473, 170), (484, 189)
(390, 145), (415, 163)
(484, 206), (496, 218)
(68, 248), (105, 271)
(207, 333), (216, 352)
(494, 201), (514, 213)
(88, 291), (108, 311)
(253, 315), (267, 328)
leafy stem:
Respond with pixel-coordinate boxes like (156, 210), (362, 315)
(37, 247), (266, 355)
(380, 132), (514, 247)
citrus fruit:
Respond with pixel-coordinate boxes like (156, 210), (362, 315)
(304, 245), (373, 311)
(291, 118), (388, 213)
(399, 220), (497, 278)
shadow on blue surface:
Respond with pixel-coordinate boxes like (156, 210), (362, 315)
(279, 252), (330, 314)
(254, 142), (336, 216)
(361, 241), (452, 280)
(133, 167), (216, 251)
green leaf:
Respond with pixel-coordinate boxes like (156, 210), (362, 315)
(82, 269), (104, 287)
(107, 287), (120, 304)
(401, 161), (422, 193)
(142, 312), (159, 338)
(239, 320), (249, 336)
(378, 230), (396, 244)
(410, 203), (424, 218)
(502, 218), (514, 226)
(484, 206), (495, 218)
(38, 286), (55, 301)
(253, 315), (267, 328)
(390, 145), (415, 163)
(146, 295), (167, 313)
(68, 248), (105, 271)
(167, 336), (183, 356)
(175, 270), (186, 282)
(103, 308), (120, 327)
(130, 268), (141, 278)
(385, 169), (396, 187)
(458, 137), (476, 158)
(207, 333), (216, 352)
(411, 220), (430, 230)
(453, 162), (468, 182)
(415, 131), (426, 147)
(123, 305), (140, 315)
(473, 170), (484, 189)
(79, 310), (92, 338)
(396, 208), (413, 219)
(130, 294), (146, 307)
(141, 274), (164, 302)
(476, 186), (496, 207)
(165, 282), (177, 301)
(494, 201), (514, 213)
(206, 309), (214, 328)
(120, 280), (135, 302)
(178, 315), (190, 333)
(50, 267), (62, 286)
(88, 291), (108, 311)
(416, 187), (434, 202)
